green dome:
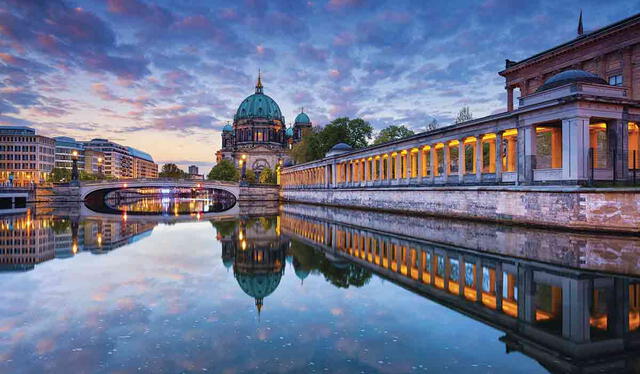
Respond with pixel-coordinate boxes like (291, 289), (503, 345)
(235, 272), (282, 299)
(234, 74), (283, 122)
(235, 93), (284, 121)
(222, 124), (233, 132)
(285, 128), (294, 137)
(294, 112), (310, 124)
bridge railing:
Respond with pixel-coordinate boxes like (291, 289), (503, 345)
(77, 178), (239, 187)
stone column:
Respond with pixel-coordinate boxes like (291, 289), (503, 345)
(386, 155), (392, 184)
(610, 119), (630, 181)
(395, 152), (402, 182)
(458, 141), (465, 183)
(561, 117), (590, 182)
(475, 137), (483, 183)
(429, 147), (436, 183)
(417, 148), (423, 184)
(507, 86), (514, 112)
(475, 259), (483, 303)
(521, 125), (537, 183)
(331, 161), (337, 188)
(495, 131), (503, 181)
(443, 145), (450, 184)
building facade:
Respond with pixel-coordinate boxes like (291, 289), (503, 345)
(54, 137), (106, 175)
(501, 13), (640, 111)
(83, 139), (133, 179)
(0, 126), (55, 185)
(127, 147), (158, 179)
(215, 74), (311, 175)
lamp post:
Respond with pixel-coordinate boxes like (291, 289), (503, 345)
(71, 150), (79, 185)
(239, 154), (248, 186)
(97, 157), (103, 179)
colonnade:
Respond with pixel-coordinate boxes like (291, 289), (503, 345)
(280, 165), (326, 188)
(282, 118), (640, 188)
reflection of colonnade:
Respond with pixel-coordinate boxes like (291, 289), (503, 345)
(280, 212), (640, 372)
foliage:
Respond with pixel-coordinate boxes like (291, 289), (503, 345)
(373, 125), (415, 145)
(48, 168), (105, 183)
(244, 169), (257, 184)
(425, 118), (439, 131)
(289, 239), (373, 289)
(290, 117), (373, 163)
(49, 168), (71, 182)
(454, 106), (473, 124)
(290, 127), (324, 164)
(210, 220), (237, 237)
(207, 159), (239, 182)
(159, 163), (187, 179)
(258, 167), (277, 184)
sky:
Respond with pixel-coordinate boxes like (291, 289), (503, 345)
(0, 0), (638, 171)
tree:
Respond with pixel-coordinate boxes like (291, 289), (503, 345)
(455, 106), (473, 124)
(258, 167), (277, 184)
(159, 163), (186, 179)
(290, 117), (373, 163)
(425, 118), (439, 131)
(49, 168), (71, 183)
(373, 125), (415, 145)
(244, 169), (257, 184)
(207, 159), (239, 182)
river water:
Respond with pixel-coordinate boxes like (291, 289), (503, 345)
(1, 197), (639, 373)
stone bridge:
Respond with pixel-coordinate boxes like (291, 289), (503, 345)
(79, 178), (240, 200)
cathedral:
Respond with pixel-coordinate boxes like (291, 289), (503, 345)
(215, 73), (311, 174)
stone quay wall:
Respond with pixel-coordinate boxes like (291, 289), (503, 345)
(280, 186), (640, 233)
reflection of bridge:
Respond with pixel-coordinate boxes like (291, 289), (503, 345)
(79, 179), (240, 200)
(280, 207), (640, 373)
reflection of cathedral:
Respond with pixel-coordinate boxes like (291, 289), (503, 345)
(215, 73), (312, 174)
(218, 217), (310, 313)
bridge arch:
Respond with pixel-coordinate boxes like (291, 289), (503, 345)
(79, 179), (240, 201)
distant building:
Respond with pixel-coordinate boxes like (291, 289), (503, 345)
(83, 139), (133, 178)
(501, 13), (640, 111)
(127, 147), (158, 179)
(54, 136), (105, 175)
(0, 126), (55, 185)
(187, 164), (203, 180)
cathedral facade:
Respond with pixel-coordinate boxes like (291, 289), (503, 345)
(215, 74), (311, 174)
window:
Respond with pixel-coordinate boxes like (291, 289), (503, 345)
(608, 74), (623, 86)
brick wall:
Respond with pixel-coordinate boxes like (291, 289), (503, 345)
(281, 187), (640, 233)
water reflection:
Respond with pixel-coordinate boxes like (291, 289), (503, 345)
(280, 206), (640, 373)
(1, 204), (639, 373)
(88, 188), (236, 215)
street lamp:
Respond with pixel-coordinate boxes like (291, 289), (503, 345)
(97, 157), (103, 178)
(239, 154), (248, 186)
(71, 150), (79, 185)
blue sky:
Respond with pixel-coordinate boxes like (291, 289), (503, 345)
(0, 0), (637, 170)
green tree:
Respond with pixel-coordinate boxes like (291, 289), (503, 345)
(207, 159), (239, 182)
(49, 168), (71, 183)
(258, 167), (277, 184)
(373, 125), (415, 145)
(290, 117), (373, 163)
(159, 163), (186, 179)
(244, 169), (257, 184)
(455, 106), (473, 124)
